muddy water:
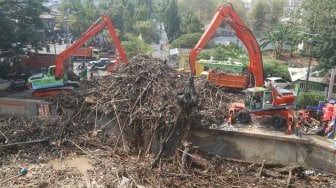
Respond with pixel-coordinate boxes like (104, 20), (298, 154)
(49, 156), (93, 186)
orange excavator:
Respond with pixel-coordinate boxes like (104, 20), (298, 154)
(27, 15), (127, 97)
(188, 4), (296, 133)
(189, 5), (263, 89)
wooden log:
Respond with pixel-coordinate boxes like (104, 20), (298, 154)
(1, 137), (49, 149)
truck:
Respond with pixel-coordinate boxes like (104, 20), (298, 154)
(71, 47), (99, 61)
(27, 15), (127, 97)
(189, 4), (264, 90)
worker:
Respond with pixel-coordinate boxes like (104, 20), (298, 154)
(89, 65), (96, 78)
(266, 80), (272, 89)
(295, 117), (302, 138)
(252, 94), (261, 109)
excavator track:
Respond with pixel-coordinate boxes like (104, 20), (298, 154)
(32, 86), (74, 98)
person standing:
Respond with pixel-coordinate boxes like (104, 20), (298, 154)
(296, 117), (302, 138)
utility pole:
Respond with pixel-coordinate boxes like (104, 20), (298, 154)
(327, 68), (336, 100)
(305, 14), (317, 84)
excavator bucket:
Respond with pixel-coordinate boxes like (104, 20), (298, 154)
(177, 76), (199, 109)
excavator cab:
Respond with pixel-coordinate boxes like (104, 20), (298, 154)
(244, 87), (268, 110)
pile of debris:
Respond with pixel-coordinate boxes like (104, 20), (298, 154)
(47, 55), (235, 154)
(0, 55), (334, 187)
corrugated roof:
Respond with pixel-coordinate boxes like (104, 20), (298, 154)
(288, 67), (329, 84)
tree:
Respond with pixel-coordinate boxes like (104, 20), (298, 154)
(59, 0), (100, 38)
(180, 11), (203, 34)
(259, 23), (293, 59)
(268, 0), (284, 29)
(134, 5), (150, 22)
(122, 33), (152, 58)
(300, 0), (336, 70)
(133, 21), (160, 43)
(158, 0), (181, 40)
(0, 0), (48, 50)
(122, 2), (135, 33)
(229, 0), (248, 24)
(171, 33), (203, 48)
(250, 0), (270, 34)
(0, 0), (48, 78)
(178, 0), (217, 23)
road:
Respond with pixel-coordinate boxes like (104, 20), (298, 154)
(151, 23), (169, 60)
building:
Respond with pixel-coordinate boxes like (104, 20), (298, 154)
(288, 67), (336, 99)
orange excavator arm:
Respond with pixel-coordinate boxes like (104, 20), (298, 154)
(55, 15), (127, 79)
(189, 4), (264, 87)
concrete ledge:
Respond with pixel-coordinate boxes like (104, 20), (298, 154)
(190, 128), (336, 173)
(0, 97), (56, 117)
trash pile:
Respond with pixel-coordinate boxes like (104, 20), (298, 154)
(0, 55), (335, 187)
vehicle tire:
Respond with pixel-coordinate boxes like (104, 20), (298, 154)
(271, 114), (284, 128)
(237, 110), (251, 123)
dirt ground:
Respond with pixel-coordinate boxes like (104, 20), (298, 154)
(1, 55), (335, 187)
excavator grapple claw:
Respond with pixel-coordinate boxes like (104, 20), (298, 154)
(177, 76), (199, 109)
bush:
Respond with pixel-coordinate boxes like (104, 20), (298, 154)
(197, 42), (248, 64)
(263, 58), (290, 80)
(296, 92), (326, 109)
(122, 33), (152, 58)
(171, 33), (205, 48)
(133, 21), (160, 44)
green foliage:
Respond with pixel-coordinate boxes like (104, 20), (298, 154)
(60, 0), (100, 37)
(268, 0), (284, 28)
(121, 33), (152, 58)
(250, 0), (269, 34)
(177, 0), (247, 28)
(134, 4), (150, 22)
(260, 23), (295, 59)
(301, 0), (336, 71)
(198, 42), (247, 62)
(0, 61), (12, 79)
(263, 58), (290, 80)
(0, 0), (47, 77)
(171, 33), (203, 48)
(122, 3), (135, 33)
(297, 92), (326, 109)
(157, 0), (181, 40)
(213, 43), (246, 61)
(133, 21), (160, 43)
(177, 0), (216, 24)
(180, 11), (203, 34)
(0, 0), (48, 50)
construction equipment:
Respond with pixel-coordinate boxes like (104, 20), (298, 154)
(27, 15), (127, 97)
(189, 4), (264, 90)
(177, 76), (199, 109)
(189, 4), (296, 133)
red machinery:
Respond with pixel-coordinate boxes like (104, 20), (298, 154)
(189, 5), (264, 89)
(189, 4), (296, 133)
(28, 15), (127, 97)
(55, 15), (127, 79)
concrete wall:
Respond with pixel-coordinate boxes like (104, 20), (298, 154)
(0, 98), (56, 117)
(190, 129), (336, 174)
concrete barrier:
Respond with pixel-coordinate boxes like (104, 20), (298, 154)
(190, 128), (336, 174)
(0, 97), (56, 117)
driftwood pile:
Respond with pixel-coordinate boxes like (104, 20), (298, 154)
(47, 54), (236, 155)
(0, 54), (334, 187)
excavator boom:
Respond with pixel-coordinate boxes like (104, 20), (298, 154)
(189, 4), (264, 87)
(28, 15), (127, 97)
(55, 15), (127, 79)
